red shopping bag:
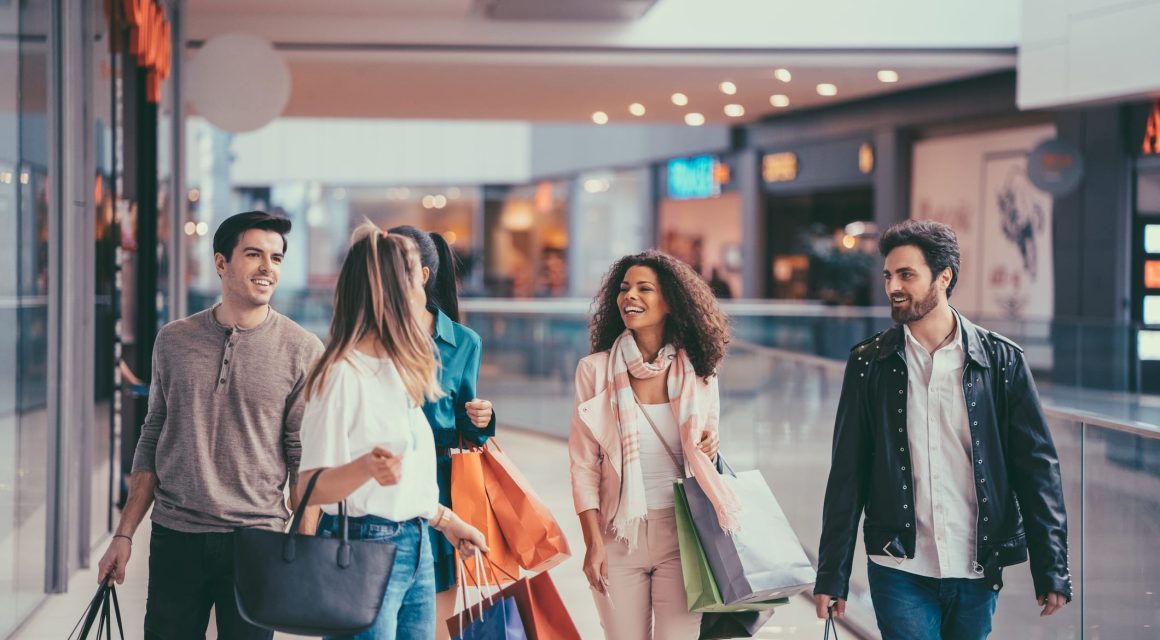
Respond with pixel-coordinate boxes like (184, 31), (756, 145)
(450, 447), (520, 586)
(480, 440), (571, 572)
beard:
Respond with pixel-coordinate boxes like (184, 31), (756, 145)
(890, 281), (940, 324)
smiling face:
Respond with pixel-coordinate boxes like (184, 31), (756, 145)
(617, 265), (670, 334)
(883, 244), (949, 324)
(215, 229), (284, 310)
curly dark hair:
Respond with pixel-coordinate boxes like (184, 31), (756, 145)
(589, 251), (730, 379)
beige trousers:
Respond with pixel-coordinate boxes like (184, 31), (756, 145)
(592, 508), (702, 640)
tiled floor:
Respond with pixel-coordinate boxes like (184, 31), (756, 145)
(11, 429), (839, 639)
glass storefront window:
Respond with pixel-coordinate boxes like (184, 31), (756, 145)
(484, 181), (570, 298)
(0, 0), (50, 634)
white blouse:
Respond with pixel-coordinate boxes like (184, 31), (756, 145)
(299, 350), (439, 521)
(639, 402), (685, 510)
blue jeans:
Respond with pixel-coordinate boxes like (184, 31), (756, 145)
(867, 561), (999, 640)
(318, 514), (435, 640)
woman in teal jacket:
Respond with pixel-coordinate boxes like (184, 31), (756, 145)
(389, 225), (495, 638)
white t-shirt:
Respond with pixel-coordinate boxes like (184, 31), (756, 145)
(299, 350), (439, 521)
(639, 402), (684, 510)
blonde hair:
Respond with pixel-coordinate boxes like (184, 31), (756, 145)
(305, 221), (443, 406)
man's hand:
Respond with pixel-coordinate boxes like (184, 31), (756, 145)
(97, 536), (133, 585)
(360, 447), (403, 486)
(1038, 592), (1066, 617)
(465, 399), (493, 428)
(815, 594), (846, 620)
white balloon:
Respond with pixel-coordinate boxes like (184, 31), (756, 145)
(187, 33), (290, 133)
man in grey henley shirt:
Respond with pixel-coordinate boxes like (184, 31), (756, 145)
(98, 211), (324, 639)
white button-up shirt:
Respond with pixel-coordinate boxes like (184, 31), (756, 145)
(870, 320), (980, 579)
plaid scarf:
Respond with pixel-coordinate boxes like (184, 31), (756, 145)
(607, 330), (740, 549)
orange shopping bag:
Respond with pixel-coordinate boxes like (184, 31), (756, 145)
(450, 447), (520, 586)
(448, 562), (581, 640)
(480, 440), (571, 572)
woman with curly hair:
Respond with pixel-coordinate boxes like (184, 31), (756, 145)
(569, 250), (736, 639)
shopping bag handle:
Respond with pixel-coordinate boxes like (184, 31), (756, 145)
(714, 452), (736, 477)
(823, 601), (840, 640)
(458, 550), (504, 630)
(287, 469), (352, 567)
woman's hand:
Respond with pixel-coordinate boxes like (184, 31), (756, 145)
(437, 509), (490, 556)
(465, 398), (493, 428)
(698, 430), (720, 459)
(359, 447), (403, 486)
(583, 541), (609, 595)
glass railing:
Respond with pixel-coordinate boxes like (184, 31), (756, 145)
(459, 299), (1160, 640)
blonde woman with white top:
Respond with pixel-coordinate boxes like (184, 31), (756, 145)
(297, 225), (487, 640)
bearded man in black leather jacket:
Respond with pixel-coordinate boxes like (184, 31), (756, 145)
(814, 220), (1070, 640)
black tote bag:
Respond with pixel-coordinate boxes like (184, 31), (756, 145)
(233, 470), (397, 636)
(699, 609), (775, 639)
(68, 578), (124, 639)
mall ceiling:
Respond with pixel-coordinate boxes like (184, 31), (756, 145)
(185, 0), (1017, 125)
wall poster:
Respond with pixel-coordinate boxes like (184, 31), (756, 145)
(910, 124), (1056, 322)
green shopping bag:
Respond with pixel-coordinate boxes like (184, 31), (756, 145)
(673, 479), (789, 613)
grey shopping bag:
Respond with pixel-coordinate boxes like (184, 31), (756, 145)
(683, 458), (816, 604)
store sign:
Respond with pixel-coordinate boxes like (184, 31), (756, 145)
(1144, 101), (1160, 155)
(1027, 138), (1084, 196)
(107, 0), (173, 103)
(762, 152), (798, 183)
(667, 155), (728, 199)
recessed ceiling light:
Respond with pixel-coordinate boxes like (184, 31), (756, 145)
(724, 104), (745, 117)
(877, 70), (899, 83)
(671, 92), (689, 106)
(816, 83), (837, 96)
(592, 111), (609, 124)
(719, 81), (737, 95)
(685, 112), (705, 126)
(629, 103), (646, 116)
(770, 94), (790, 108)
(774, 68), (792, 83)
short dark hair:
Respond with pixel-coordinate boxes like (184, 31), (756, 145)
(212, 211), (291, 260)
(879, 219), (961, 297)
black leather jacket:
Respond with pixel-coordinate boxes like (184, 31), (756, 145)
(816, 312), (1071, 601)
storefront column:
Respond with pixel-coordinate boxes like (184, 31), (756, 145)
(737, 148), (765, 298)
(871, 127), (912, 305)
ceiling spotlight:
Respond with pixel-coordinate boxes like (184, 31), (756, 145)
(195, 222), (209, 237)
(816, 83), (838, 96)
(629, 103), (646, 117)
(877, 70), (899, 83)
(770, 94), (790, 108)
(592, 111), (609, 125)
(671, 93), (689, 106)
(719, 81), (737, 95)
(684, 112), (705, 127)
(184, 221), (196, 236)
(724, 104), (745, 118)
(774, 68), (792, 83)
(422, 195), (435, 208)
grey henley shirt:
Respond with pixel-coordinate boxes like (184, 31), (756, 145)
(132, 306), (324, 533)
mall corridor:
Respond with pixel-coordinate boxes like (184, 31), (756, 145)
(10, 429), (829, 640)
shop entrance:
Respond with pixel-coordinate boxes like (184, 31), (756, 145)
(764, 186), (875, 304)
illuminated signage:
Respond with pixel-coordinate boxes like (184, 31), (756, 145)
(1144, 101), (1160, 155)
(107, 0), (173, 103)
(1146, 260), (1160, 289)
(858, 143), (875, 175)
(762, 152), (799, 183)
(667, 155), (728, 200)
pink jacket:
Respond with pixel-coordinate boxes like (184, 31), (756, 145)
(567, 351), (721, 532)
